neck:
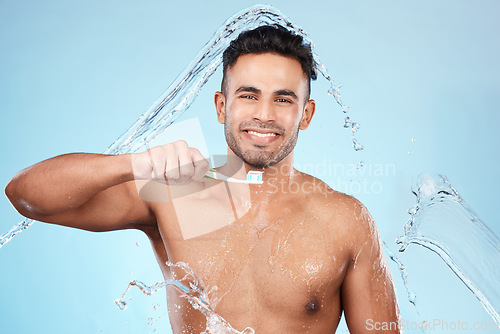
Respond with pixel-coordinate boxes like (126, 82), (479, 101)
(218, 147), (298, 196)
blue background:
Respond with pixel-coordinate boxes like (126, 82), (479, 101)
(1, 0), (499, 333)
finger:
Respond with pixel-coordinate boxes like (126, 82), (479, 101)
(146, 148), (167, 184)
(165, 145), (180, 182)
(146, 148), (160, 180)
(178, 145), (195, 183)
(190, 148), (210, 182)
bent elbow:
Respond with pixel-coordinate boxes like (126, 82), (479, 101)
(5, 177), (20, 208)
(5, 176), (37, 219)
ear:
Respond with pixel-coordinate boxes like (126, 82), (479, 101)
(214, 91), (226, 124)
(299, 99), (316, 130)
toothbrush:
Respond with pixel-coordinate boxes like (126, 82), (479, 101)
(205, 169), (263, 184)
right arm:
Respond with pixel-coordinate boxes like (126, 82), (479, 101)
(4, 141), (209, 232)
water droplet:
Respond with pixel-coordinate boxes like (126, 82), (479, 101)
(115, 298), (128, 310)
(353, 139), (364, 151)
(343, 117), (351, 128)
(351, 122), (360, 133)
(409, 291), (417, 305)
(408, 205), (418, 215)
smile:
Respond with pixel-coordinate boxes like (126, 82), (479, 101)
(246, 130), (277, 138)
(242, 129), (281, 144)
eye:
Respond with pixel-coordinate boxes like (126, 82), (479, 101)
(240, 95), (257, 100)
(276, 98), (292, 103)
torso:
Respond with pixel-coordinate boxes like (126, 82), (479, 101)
(144, 172), (357, 333)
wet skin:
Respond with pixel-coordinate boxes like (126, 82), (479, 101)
(145, 173), (389, 333)
(139, 53), (399, 333)
(5, 53), (400, 333)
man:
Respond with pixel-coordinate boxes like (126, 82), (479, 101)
(5, 25), (400, 333)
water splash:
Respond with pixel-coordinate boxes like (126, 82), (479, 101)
(115, 261), (255, 334)
(383, 241), (417, 307)
(1, 4), (361, 249)
(397, 174), (500, 325)
(0, 219), (33, 250)
(1, 4), (364, 332)
(105, 4), (361, 155)
(343, 116), (364, 152)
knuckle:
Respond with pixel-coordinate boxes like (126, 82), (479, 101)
(151, 146), (170, 160)
(175, 140), (188, 148)
(147, 147), (157, 157)
(189, 147), (200, 154)
(164, 144), (175, 155)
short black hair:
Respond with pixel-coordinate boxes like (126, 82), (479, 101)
(221, 24), (317, 99)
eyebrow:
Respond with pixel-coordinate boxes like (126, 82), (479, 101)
(235, 86), (261, 94)
(274, 89), (298, 101)
(234, 86), (298, 101)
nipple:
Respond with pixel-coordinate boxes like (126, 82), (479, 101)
(305, 296), (320, 313)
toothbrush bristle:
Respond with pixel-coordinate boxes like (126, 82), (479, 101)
(247, 170), (263, 182)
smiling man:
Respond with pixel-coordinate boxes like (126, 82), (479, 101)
(5, 25), (400, 333)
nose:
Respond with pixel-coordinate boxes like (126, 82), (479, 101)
(252, 99), (276, 123)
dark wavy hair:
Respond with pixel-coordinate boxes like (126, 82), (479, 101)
(221, 25), (317, 99)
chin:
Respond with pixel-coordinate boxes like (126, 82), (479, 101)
(226, 130), (293, 169)
(241, 154), (272, 170)
(241, 150), (286, 169)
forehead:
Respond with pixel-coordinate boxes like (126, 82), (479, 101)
(225, 53), (308, 96)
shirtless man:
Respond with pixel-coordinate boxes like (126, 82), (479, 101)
(5, 25), (400, 333)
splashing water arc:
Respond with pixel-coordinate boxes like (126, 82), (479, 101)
(2, 3), (499, 332)
(104, 4), (360, 155)
(115, 262), (255, 334)
(397, 174), (500, 325)
(0, 4), (363, 333)
(0, 4), (361, 250)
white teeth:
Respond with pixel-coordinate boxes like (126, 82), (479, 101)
(247, 130), (277, 138)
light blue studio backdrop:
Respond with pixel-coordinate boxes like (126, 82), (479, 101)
(1, 0), (499, 333)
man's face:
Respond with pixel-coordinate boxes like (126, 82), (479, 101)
(215, 53), (315, 169)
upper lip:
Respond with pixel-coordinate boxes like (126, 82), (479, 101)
(242, 127), (282, 135)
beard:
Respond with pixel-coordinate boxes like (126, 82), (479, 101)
(224, 113), (301, 169)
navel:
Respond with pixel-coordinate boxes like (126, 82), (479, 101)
(305, 296), (320, 313)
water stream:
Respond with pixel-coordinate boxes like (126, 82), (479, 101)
(115, 261), (254, 334)
(1, 5), (363, 332)
(1, 4), (359, 250)
(2, 3), (499, 333)
(397, 174), (500, 325)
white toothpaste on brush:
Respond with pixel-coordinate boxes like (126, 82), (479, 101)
(205, 169), (263, 184)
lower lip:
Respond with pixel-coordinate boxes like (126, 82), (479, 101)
(242, 131), (280, 144)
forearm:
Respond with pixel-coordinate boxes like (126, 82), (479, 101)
(5, 153), (134, 216)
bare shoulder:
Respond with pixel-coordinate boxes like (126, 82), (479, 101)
(295, 170), (378, 248)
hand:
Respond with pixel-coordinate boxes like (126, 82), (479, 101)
(131, 140), (210, 185)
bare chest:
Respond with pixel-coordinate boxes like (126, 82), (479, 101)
(155, 200), (349, 330)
